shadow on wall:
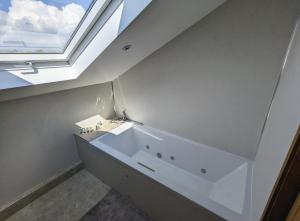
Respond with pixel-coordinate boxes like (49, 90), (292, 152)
(113, 78), (127, 118)
(0, 70), (31, 90)
(118, 0), (152, 34)
(0, 82), (115, 209)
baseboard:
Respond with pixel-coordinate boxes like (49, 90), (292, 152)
(0, 161), (84, 220)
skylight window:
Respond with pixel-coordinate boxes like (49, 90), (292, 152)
(0, 0), (96, 54)
(0, 0), (152, 90)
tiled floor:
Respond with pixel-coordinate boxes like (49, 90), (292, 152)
(6, 169), (154, 221)
(6, 170), (110, 221)
(80, 190), (154, 221)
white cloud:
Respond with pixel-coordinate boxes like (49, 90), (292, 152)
(0, 10), (7, 25)
(0, 0), (86, 51)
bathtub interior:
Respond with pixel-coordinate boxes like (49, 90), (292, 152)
(91, 122), (252, 220)
(98, 123), (247, 181)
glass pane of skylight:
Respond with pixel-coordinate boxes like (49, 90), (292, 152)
(0, 0), (94, 54)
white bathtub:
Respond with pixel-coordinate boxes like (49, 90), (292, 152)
(90, 122), (252, 221)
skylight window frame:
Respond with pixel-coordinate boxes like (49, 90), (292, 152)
(0, 0), (114, 66)
(0, 0), (152, 89)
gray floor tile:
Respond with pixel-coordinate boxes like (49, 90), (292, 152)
(80, 190), (155, 221)
(6, 170), (110, 221)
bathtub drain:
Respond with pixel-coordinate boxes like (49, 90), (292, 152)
(138, 162), (155, 172)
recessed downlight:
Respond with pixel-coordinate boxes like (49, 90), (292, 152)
(122, 44), (132, 51)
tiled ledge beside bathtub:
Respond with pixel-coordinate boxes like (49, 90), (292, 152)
(74, 115), (124, 142)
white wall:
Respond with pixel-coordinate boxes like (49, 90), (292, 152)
(114, 0), (300, 159)
(252, 22), (300, 221)
(0, 83), (114, 208)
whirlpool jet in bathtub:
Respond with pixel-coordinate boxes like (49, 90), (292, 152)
(90, 122), (253, 221)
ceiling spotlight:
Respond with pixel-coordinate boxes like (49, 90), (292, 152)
(122, 44), (132, 51)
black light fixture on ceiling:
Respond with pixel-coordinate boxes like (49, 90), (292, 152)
(122, 44), (132, 51)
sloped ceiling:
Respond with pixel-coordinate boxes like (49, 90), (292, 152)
(0, 0), (226, 102)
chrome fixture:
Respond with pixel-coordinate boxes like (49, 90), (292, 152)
(122, 110), (129, 121)
(121, 110), (144, 125)
(96, 121), (102, 130)
(24, 61), (33, 67)
(80, 127), (94, 134)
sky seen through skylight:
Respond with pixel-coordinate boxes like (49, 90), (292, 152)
(0, 0), (93, 53)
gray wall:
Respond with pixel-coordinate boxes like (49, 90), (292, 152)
(114, 0), (300, 159)
(252, 21), (300, 221)
(0, 83), (114, 208)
